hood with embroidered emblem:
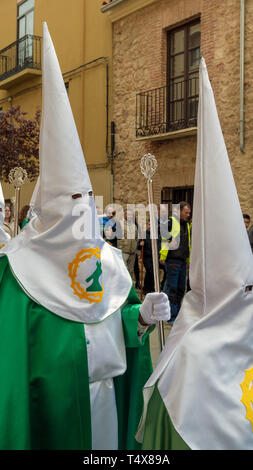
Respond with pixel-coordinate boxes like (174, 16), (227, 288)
(0, 23), (132, 323)
(136, 58), (253, 450)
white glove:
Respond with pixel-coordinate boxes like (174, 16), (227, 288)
(139, 292), (171, 325)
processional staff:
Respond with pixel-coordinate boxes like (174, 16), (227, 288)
(140, 153), (165, 351)
(8, 167), (28, 237)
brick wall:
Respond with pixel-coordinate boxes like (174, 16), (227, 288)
(112, 0), (253, 216)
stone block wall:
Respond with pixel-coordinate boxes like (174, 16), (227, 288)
(111, 0), (253, 217)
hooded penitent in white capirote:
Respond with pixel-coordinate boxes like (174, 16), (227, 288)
(0, 182), (10, 247)
(0, 23), (132, 323)
(136, 58), (253, 450)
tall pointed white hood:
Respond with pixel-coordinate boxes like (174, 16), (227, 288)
(137, 58), (253, 450)
(0, 23), (132, 323)
(37, 23), (92, 228)
(0, 182), (11, 247)
(190, 58), (253, 314)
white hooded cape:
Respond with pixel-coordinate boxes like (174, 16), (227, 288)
(136, 58), (253, 450)
(0, 23), (132, 324)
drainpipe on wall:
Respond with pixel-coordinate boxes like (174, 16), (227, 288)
(109, 121), (115, 203)
(240, 0), (245, 152)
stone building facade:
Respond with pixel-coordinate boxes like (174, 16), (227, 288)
(102, 0), (253, 219)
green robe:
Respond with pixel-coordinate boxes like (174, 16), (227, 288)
(0, 256), (153, 450)
(141, 386), (190, 450)
(20, 218), (30, 230)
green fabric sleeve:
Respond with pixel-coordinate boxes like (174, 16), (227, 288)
(121, 285), (155, 348)
(0, 256), (92, 450)
(142, 385), (190, 450)
(21, 218), (30, 229)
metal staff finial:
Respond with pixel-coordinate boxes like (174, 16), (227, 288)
(8, 167), (27, 236)
(140, 153), (157, 180)
(140, 153), (165, 351)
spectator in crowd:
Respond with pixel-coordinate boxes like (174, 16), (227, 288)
(0, 185), (10, 247)
(160, 201), (191, 323)
(243, 213), (251, 231)
(139, 220), (154, 295)
(134, 217), (143, 290)
(157, 204), (170, 291)
(3, 200), (15, 238)
(243, 213), (253, 253)
(19, 205), (30, 229)
(118, 208), (138, 280)
(134, 252), (141, 290)
(248, 227), (253, 253)
(101, 206), (122, 248)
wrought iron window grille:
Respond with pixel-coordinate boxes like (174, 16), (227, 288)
(136, 76), (198, 138)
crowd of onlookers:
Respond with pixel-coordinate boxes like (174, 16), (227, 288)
(3, 200), (253, 325)
(100, 204), (253, 324)
(99, 202), (192, 324)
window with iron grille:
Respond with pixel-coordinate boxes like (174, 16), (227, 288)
(0, 1), (40, 82)
(161, 186), (194, 214)
(136, 19), (200, 138)
(167, 19), (200, 131)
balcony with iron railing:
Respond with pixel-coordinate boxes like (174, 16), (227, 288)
(136, 76), (199, 140)
(0, 35), (42, 89)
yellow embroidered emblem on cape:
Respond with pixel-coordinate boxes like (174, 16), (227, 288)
(240, 366), (253, 431)
(0, 243), (5, 249)
(68, 247), (103, 303)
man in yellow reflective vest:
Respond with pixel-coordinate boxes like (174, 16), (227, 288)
(159, 201), (191, 323)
